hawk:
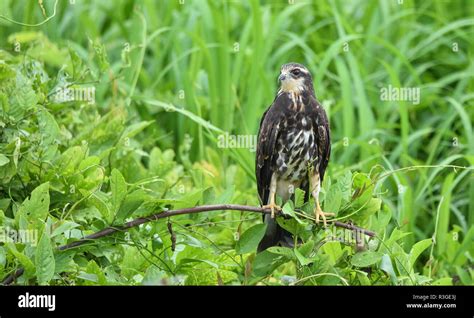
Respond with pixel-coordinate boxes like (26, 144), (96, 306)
(256, 62), (333, 252)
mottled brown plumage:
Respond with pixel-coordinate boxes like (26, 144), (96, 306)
(256, 63), (332, 251)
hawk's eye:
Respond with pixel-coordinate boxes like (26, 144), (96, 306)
(291, 69), (301, 76)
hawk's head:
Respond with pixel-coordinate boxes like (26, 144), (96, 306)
(278, 63), (314, 95)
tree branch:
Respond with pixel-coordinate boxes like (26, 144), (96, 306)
(2, 204), (375, 285)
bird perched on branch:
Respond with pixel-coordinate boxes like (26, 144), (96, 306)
(256, 62), (332, 252)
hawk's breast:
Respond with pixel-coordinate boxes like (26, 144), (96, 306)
(274, 113), (318, 181)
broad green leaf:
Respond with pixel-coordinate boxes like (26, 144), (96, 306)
(409, 239), (432, 268)
(51, 221), (80, 237)
(294, 188), (306, 208)
(294, 248), (313, 266)
(267, 246), (295, 260)
(8, 72), (38, 120)
(252, 250), (286, 277)
(235, 224), (267, 254)
(17, 182), (50, 229)
(88, 191), (111, 222)
(35, 231), (55, 285)
(0, 154), (9, 167)
(281, 202), (304, 224)
(115, 189), (147, 223)
(356, 271), (371, 286)
(37, 108), (60, 159)
(120, 121), (153, 142)
(338, 170), (353, 203)
(5, 243), (35, 276)
(324, 185), (342, 213)
(80, 260), (107, 285)
(351, 251), (383, 267)
(54, 251), (75, 274)
(385, 228), (412, 247)
(380, 254), (398, 285)
(322, 241), (343, 265)
(360, 198), (382, 219)
(56, 146), (85, 175)
(173, 189), (204, 209)
(298, 240), (315, 256)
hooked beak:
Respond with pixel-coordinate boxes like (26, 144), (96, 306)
(278, 73), (286, 82)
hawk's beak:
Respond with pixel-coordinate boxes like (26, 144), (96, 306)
(278, 74), (286, 82)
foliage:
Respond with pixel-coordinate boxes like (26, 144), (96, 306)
(0, 0), (473, 286)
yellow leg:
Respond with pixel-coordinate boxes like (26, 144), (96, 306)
(311, 172), (334, 227)
(314, 196), (334, 227)
(262, 173), (281, 218)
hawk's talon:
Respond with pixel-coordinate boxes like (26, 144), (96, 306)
(314, 206), (335, 227)
(262, 203), (282, 218)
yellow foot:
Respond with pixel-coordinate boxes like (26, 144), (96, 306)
(262, 203), (282, 218)
(314, 207), (335, 227)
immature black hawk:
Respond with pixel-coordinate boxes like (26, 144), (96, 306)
(256, 62), (332, 252)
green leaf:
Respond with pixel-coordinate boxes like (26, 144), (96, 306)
(54, 251), (75, 274)
(281, 202), (304, 224)
(338, 170), (353, 203)
(17, 182), (50, 229)
(351, 251), (383, 267)
(235, 224), (267, 254)
(8, 72), (38, 120)
(51, 221), (80, 237)
(120, 120), (153, 142)
(110, 169), (127, 220)
(409, 238), (432, 268)
(294, 188), (306, 208)
(173, 189), (204, 209)
(115, 189), (147, 223)
(298, 240), (315, 256)
(267, 246), (295, 260)
(55, 146), (85, 175)
(380, 254), (398, 285)
(0, 154), (9, 167)
(322, 241), (343, 265)
(5, 243), (35, 276)
(360, 198), (382, 219)
(35, 231), (55, 285)
(385, 228), (412, 247)
(324, 184), (342, 212)
(356, 271), (371, 286)
(88, 192), (111, 222)
(252, 250), (286, 277)
(37, 108), (60, 159)
(294, 248), (313, 266)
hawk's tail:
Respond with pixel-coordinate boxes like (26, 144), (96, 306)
(257, 214), (294, 252)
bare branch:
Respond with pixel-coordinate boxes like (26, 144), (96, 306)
(1, 204), (375, 285)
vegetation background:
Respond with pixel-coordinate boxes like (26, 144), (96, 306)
(0, 0), (473, 286)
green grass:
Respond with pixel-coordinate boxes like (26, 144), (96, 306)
(0, 0), (473, 285)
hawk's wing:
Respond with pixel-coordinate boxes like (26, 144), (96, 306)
(310, 96), (331, 181)
(256, 98), (284, 206)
